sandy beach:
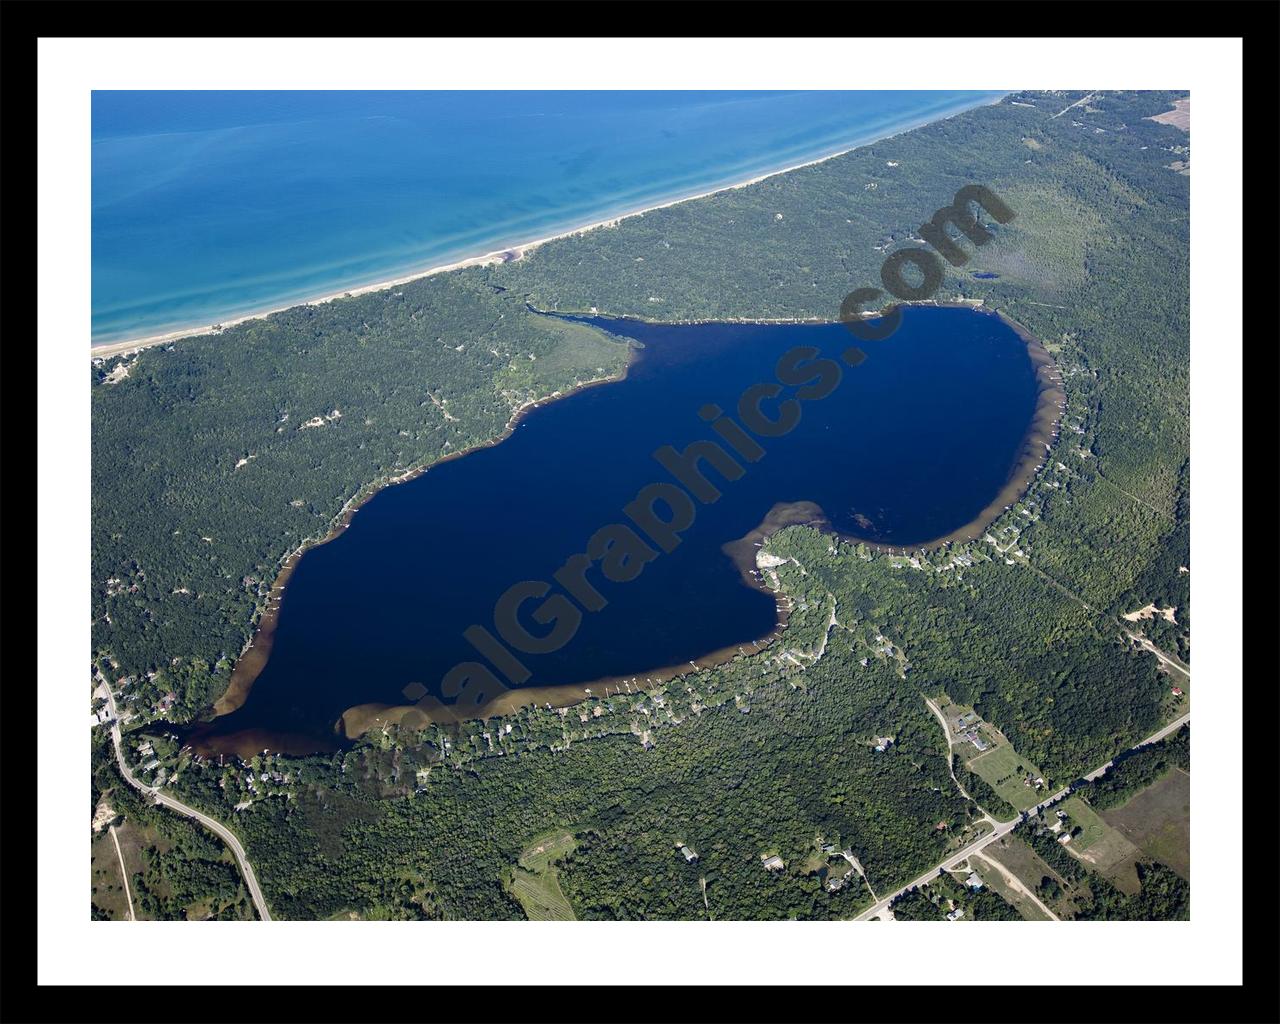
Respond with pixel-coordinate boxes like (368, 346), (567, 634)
(91, 96), (1005, 360)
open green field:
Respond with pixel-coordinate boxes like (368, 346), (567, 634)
(1060, 796), (1142, 893)
(506, 829), (578, 921)
(966, 743), (1046, 813)
(507, 867), (575, 921)
(1101, 768), (1190, 881)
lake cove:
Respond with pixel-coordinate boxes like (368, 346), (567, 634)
(188, 305), (1058, 757)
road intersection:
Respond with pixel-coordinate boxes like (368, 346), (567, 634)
(854, 711), (1191, 921)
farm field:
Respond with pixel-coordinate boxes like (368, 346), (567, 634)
(1101, 768), (1190, 881)
(505, 829), (579, 921)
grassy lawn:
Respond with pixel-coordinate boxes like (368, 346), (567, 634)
(941, 694), (1049, 814)
(966, 743), (1046, 812)
(1060, 796), (1143, 893)
(1101, 768), (1190, 881)
(1059, 796), (1107, 852)
(505, 828), (579, 921)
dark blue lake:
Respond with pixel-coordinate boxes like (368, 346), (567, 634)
(195, 306), (1045, 753)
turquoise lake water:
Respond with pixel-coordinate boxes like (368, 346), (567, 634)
(91, 90), (1002, 344)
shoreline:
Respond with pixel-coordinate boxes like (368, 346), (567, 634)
(339, 306), (1064, 740)
(337, 500), (820, 742)
(92, 94), (1006, 358)
(191, 350), (639, 741)
(197, 302), (1061, 753)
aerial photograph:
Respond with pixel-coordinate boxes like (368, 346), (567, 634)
(83, 85), (1196, 930)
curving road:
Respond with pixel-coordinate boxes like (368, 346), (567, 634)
(855, 711), (1191, 921)
(102, 686), (272, 921)
(924, 696), (988, 815)
(93, 681), (1188, 927)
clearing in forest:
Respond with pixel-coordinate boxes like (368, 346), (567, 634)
(505, 828), (579, 921)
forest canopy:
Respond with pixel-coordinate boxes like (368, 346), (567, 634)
(95, 90), (1191, 921)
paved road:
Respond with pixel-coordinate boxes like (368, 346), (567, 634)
(854, 711), (1191, 921)
(101, 686), (272, 921)
(1079, 712), (1191, 783)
